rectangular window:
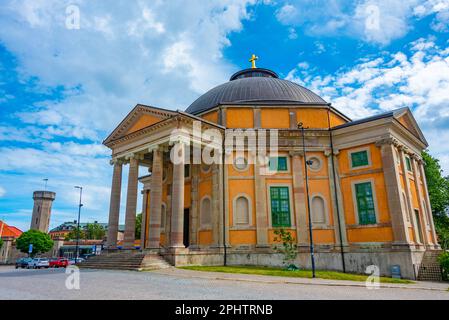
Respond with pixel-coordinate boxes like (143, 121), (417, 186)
(351, 150), (369, 168)
(269, 157), (288, 171)
(405, 157), (412, 172)
(355, 182), (376, 225)
(184, 164), (190, 178)
(270, 186), (291, 227)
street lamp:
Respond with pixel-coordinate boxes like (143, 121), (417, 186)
(298, 122), (316, 278)
(74, 186), (83, 263)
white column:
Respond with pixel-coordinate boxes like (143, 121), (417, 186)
(399, 147), (421, 245)
(378, 138), (411, 246)
(290, 151), (308, 247)
(123, 155), (140, 249)
(148, 147), (163, 249)
(419, 160), (439, 248)
(107, 160), (122, 248)
(170, 142), (186, 248)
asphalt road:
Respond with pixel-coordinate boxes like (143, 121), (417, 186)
(0, 266), (448, 300)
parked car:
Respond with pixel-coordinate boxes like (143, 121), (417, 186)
(49, 257), (69, 268)
(28, 258), (50, 269)
(68, 257), (85, 265)
(15, 258), (33, 269)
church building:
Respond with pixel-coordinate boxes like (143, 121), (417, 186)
(102, 57), (440, 279)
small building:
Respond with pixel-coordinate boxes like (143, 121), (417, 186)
(0, 220), (24, 264)
(49, 221), (125, 240)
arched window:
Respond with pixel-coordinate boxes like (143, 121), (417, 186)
(311, 196), (326, 224)
(402, 193), (412, 222)
(161, 203), (166, 229)
(234, 196), (250, 225)
(200, 197), (211, 228)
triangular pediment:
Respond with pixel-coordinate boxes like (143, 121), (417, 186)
(393, 108), (428, 146)
(103, 104), (176, 145)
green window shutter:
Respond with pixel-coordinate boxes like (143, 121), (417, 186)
(269, 158), (277, 171)
(269, 157), (288, 171)
(405, 157), (412, 171)
(351, 151), (369, 168)
(270, 187), (291, 227)
(278, 157), (288, 171)
(355, 182), (376, 225)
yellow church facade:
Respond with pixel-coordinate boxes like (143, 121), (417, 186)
(103, 65), (440, 279)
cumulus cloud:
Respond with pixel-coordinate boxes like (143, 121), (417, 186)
(274, 0), (449, 45)
(286, 37), (449, 172)
(0, 0), (258, 228)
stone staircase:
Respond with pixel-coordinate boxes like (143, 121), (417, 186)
(417, 250), (443, 282)
(78, 251), (172, 271)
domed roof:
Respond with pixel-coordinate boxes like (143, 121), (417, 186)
(185, 68), (327, 115)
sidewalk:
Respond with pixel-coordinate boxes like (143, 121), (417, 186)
(153, 267), (449, 292)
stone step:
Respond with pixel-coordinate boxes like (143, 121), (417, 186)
(417, 250), (443, 282)
(78, 252), (172, 271)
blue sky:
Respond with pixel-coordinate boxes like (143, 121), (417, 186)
(1, 0), (449, 231)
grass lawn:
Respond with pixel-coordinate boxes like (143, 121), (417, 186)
(180, 265), (414, 284)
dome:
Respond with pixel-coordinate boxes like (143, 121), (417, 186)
(185, 68), (327, 115)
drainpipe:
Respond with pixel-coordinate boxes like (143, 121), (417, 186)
(220, 106), (227, 266)
(327, 108), (346, 273)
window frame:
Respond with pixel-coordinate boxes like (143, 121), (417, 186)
(405, 156), (412, 172)
(232, 193), (253, 227)
(268, 156), (290, 173)
(348, 147), (372, 170)
(310, 193), (329, 226)
(351, 179), (379, 226)
(199, 196), (212, 230)
(267, 184), (294, 228)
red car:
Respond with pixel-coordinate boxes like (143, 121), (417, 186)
(49, 257), (69, 268)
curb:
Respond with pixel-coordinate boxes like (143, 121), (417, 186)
(152, 269), (449, 292)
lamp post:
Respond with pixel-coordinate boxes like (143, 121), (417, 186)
(298, 122), (316, 278)
(74, 186), (83, 263)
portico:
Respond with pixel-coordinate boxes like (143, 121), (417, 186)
(104, 106), (225, 261)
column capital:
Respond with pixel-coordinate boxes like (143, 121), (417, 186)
(110, 158), (124, 166)
(125, 153), (144, 161)
(288, 150), (304, 157)
(169, 136), (190, 146)
(375, 136), (400, 147)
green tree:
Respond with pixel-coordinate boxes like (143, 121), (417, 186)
(422, 151), (449, 249)
(16, 230), (53, 257)
(85, 223), (106, 240)
(0, 238), (3, 250)
(273, 228), (298, 269)
(64, 227), (85, 241)
(135, 213), (142, 240)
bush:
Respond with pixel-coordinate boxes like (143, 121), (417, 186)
(0, 238), (3, 250)
(273, 228), (298, 268)
(16, 230), (53, 257)
(438, 251), (449, 281)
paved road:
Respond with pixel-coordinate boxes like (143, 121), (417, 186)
(0, 266), (448, 300)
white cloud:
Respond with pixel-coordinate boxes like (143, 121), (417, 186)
(274, 0), (449, 45)
(286, 38), (449, 173)
(0, 186), (5, 197)
(0, 0), (258, 228)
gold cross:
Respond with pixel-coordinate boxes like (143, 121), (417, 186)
(249, 54), (258, 69)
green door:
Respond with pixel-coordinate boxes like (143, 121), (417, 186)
(270, 187), (291, 227)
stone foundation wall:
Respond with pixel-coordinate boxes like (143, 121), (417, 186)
(162, 248), (430, 280)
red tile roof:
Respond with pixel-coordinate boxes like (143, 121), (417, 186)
(0, 220), (23, 239)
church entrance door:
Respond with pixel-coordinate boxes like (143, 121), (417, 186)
(183, 209), (190, 248)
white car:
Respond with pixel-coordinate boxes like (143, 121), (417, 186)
(28, 258), (50, 269)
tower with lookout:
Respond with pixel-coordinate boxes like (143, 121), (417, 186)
(98, 55), (441, 280)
